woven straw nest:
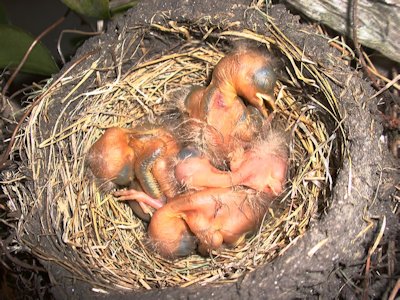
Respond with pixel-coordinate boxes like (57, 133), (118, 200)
(1, 8), (346, 291)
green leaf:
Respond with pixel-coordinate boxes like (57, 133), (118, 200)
(61, 0), (110, 19)
(0, 25), (59, 76)
(110, 0), (139, 16)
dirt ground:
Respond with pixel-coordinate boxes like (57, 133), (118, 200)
(1, 0), (399, 299)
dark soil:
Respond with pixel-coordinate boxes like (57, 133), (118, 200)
(1, 0), (399, 299)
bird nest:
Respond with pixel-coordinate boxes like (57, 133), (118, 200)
(1, 9), (345, 291)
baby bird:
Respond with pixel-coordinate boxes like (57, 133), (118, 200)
(175, 129), (288, 196)
(182, 90), (264, 165)
(229, 130), (288, 195)
(184, 48), (276, 120)
(211, 48), (277, 117)
(87, 126), (181, 218)
(147, 187), (269, 258)
(181, 49), (276, 164)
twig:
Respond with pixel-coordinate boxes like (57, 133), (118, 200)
(362, 216), (386, 300)
(388, 278), (400, 300)
(57, 29), (102, 64)
(370, 73), (400, 99)
(2, 15), (67, 97)
(0, 238), (46, 273)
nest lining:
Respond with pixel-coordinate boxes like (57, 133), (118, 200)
(1, 13), (345, 291)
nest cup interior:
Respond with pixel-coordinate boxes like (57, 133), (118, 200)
(3, 16), (345, 290)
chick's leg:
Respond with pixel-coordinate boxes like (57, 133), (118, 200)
(114, 189), (163, 209)
(124, 181), (153, 221)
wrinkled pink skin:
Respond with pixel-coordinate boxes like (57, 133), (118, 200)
(175, 138), (288, 196)
(147, 187), (265, 258)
